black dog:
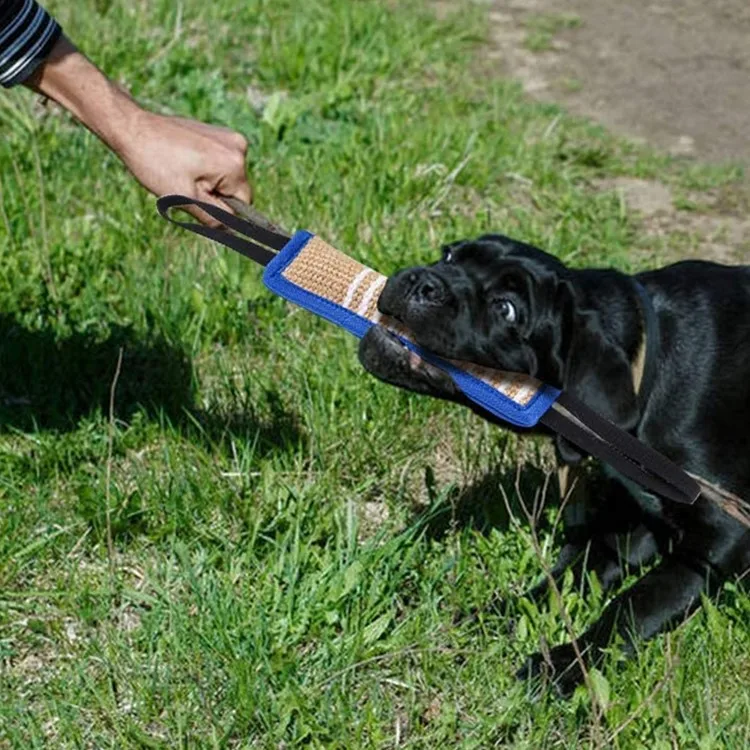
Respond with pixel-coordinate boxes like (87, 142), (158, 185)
(358, 233), (750, 695)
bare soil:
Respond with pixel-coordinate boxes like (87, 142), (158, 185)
(480, 0), (750, 262)
(487, 0), (750, 165)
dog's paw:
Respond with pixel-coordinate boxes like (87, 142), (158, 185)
(516, 643), (587, 698)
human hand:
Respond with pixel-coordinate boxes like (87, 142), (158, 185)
(26, 35), (253, 226)
(116, 111), (252, 226)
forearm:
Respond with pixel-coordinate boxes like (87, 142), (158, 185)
(24, 34), (141, 157)
(4, 2), (251, 210)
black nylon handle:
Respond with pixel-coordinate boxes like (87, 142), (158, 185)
(543, 392), (701, 505)
(156, 194), (289, 266)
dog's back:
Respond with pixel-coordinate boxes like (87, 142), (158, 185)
(634, 261), (750, 495)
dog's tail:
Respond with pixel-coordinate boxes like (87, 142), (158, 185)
(689, 473), (750, 529)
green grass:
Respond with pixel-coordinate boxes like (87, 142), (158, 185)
(1, 0), (749, 747)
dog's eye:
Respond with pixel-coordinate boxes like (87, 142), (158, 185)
(443, 249), (453, 263)
(495, 298), (517, 323)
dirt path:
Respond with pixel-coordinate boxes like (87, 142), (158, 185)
(473, 0), (750, 263)
(488, 0), (750, 165)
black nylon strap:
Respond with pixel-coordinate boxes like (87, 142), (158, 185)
(156, 194), (290, 266)
(558, 392), (698, 500)
(542, 407), (687, 505)
(543, 392), (700, 505)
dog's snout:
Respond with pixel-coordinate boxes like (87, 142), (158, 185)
(378, 266), (452, 320)
(412, 273), (446, 305)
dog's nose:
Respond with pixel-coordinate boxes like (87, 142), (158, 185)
(412, 273), (446, 304)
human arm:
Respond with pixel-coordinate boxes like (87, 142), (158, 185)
(2, 2), (251, 222)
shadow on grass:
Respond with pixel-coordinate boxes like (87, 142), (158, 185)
(0, 314), (302, 455)
(183, 389), (303, 458)
(414, 461), (559, 541)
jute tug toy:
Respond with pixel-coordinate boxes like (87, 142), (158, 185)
(157, 194), (701, 507)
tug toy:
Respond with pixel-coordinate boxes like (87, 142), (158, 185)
(157, 195), (700, 506)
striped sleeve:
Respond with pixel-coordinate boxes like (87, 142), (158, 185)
(0, 0), (62, 88)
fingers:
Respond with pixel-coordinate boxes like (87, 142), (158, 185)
(181, 171), (253, 229)
(215, 176), (253, 209)
(227, 178), (253, 206)
(165, 179), (235, 228)
(130, 112), (254, 226)
(213, 132), (253, 207)
(185, 128), (252, 226)
(169, 184), (252, 229)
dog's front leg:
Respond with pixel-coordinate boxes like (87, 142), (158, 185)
(517, 555), (713, 696)
(523, 475), (664, 603)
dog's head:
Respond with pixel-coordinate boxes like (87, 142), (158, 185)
(378, 234), (642, 461)
(379, 234), (572, 378)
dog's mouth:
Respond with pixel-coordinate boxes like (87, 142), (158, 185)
(358, 325), (458, 394)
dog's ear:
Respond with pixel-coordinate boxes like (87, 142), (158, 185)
(519, 267), (572, 383)
(440, 239), (470, 261)
(555, 297), (640, 465)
